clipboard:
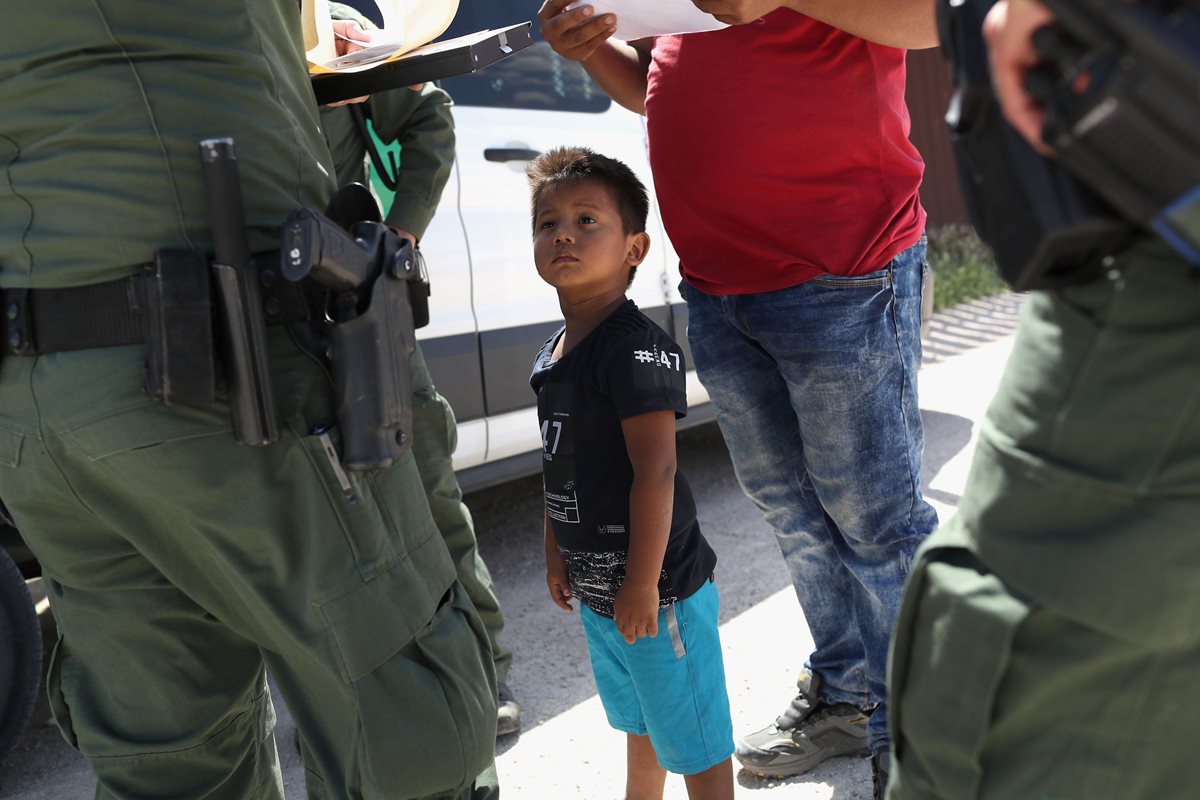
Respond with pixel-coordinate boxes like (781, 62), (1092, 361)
(311, 22), (533, 106)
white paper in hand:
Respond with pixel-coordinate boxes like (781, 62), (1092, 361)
(566, 0), (727, 40)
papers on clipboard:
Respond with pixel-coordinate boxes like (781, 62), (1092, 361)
(304, 0), (461, 74)
(565, 0), (727, 40)
(309, 22), (533, 106)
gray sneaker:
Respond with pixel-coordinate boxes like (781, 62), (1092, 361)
(496, 681), (521, 737)
(735, 670), (870, 778)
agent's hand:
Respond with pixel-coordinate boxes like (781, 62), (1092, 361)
(983, 0), (1057, 155)
(690, 0), (789, 25)
(613, 581), (659, 644)
(324, 21), (373, 107)
(547, 549), (574, 611)
(538, 0), (618, 62)
(386, 225), (418, 248)
(333, 20), (372, 55)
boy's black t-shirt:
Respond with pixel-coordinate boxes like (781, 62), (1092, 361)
(530, 300), (717, 619)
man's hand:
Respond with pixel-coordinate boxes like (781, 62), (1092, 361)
(984, 0), (1057, 155)
(547, 549), (574, 611)
(386, 225), (418, 248)
(613, 580), (659, 644)
(691, 0), (790, 25)
(538, 0), (617, 62)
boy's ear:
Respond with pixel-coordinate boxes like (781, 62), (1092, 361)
(626, 232), (651, 266)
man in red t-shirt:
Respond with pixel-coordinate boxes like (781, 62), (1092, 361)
(540, 2), (938, 796)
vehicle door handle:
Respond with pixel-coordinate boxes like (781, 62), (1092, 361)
(484, 147), (541, 163)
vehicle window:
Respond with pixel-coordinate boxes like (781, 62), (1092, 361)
(438, 0), (612, 113)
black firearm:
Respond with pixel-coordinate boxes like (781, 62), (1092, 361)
(938, 0), (1200, 289)
(280, 206), (420, 470)
(199, 138), (279, 445)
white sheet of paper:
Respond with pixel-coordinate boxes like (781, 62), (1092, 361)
(566, 0), (727, 40)
(307, 0), (460, 73)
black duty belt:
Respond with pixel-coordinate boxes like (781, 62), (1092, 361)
(2, 251), (307, 356)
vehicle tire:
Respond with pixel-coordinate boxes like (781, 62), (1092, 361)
(0, 545), (41, 769)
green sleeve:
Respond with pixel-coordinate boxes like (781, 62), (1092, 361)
(367, 83), (456, 241)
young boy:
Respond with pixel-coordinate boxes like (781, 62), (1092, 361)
(527, 146), (734, 800)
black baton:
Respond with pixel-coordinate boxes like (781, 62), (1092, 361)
(199, 138), (279, 446)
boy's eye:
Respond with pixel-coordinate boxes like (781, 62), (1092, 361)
(539, 220), (556, 230)
(579, 215), (596, 224)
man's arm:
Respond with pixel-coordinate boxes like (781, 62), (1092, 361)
(366, 83), (457, 242)
(538, 0), (653, 115)
(691, 0), (938, 49)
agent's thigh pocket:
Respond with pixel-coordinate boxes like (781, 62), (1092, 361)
(889, 546), (1031, 800)
(353, 583), (497, 798)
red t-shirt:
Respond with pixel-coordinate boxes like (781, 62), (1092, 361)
(645, 11), (926, 295)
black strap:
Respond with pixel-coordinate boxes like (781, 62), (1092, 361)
(350, 103), (400, 193)
(2, 251), (306, 356)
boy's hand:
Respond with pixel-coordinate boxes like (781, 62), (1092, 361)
(614, 580), (659, 644)
(538, 0), (617, 62)
(547, 549), (574, 611)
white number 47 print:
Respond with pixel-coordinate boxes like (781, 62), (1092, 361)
(541, 419), (563, 454)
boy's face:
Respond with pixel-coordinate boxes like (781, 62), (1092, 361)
(532, 180), (649, 298)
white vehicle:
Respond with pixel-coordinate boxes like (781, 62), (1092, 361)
(416, 2), (712, 492)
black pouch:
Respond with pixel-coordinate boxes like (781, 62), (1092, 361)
(408, 248), (431, 330)
(141, 248), (218, 407)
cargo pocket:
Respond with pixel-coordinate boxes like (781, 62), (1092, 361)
(889, 545), (1032, 800)
(351, 583), (496, 798)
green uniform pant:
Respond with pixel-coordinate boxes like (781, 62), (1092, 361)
(888, 239), (1200, 799)
(0, 329), (497, 799)
(409, 345), (511, 684)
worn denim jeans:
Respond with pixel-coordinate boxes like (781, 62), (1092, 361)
(685, 239), (938, 752)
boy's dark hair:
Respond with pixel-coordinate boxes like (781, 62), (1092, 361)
(526, 146), (649, 238)
(527, 147), (650, 287)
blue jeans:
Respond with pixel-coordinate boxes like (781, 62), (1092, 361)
(685, 239), (937, 752)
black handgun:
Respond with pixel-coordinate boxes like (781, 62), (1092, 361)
(937, 0), (1200, 289)
(1030, 0), (1200, 264)
(281, 208), (387, 293)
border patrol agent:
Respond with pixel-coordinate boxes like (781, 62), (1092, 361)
(887, 1), (1200, 797)
(0, 2), (497, 798)
(320, 4), (519, 735)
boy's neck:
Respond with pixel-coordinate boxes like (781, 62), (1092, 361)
(556, 290), (627, 357)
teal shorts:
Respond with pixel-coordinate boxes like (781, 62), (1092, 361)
(579, 578), (734, 775)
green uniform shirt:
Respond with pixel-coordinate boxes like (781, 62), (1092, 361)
(319, 83), (456, 240)
(0, 1), (336, 288)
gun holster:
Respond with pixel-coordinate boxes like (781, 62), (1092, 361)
(283, 185), (421, 471)
(328, 245), (418, 471)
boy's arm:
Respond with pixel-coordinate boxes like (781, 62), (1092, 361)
(614, 409), (678, 644)
(545, 511), (574, 611)
(538, 0), (653, 115)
